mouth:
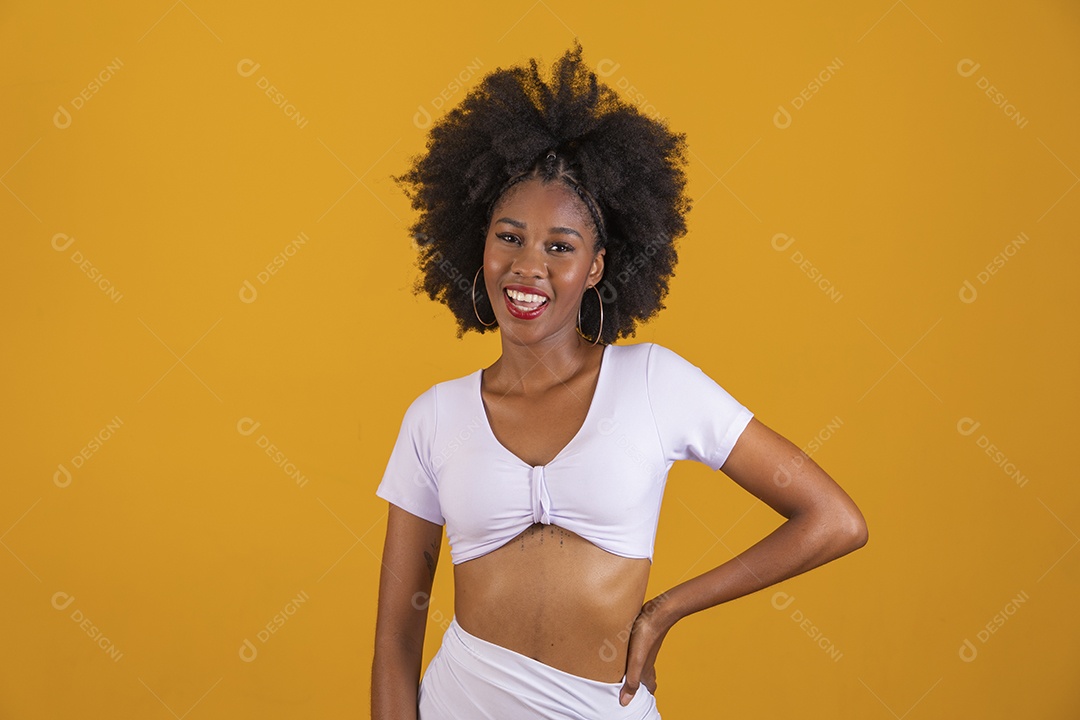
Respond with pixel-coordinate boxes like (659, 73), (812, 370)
(503, 287), (549, 320)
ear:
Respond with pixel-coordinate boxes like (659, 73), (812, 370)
(588, 247), (605, 287)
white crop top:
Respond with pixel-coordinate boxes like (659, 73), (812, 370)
(375, 341), (754, 565)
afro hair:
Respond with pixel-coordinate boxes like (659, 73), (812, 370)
(395, 41), (691, 344)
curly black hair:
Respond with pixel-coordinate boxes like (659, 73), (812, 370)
(395, 41), (691, 345)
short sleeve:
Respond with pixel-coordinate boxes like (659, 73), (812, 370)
(646, 343), (754, 471)
(374, 385), (445, 525)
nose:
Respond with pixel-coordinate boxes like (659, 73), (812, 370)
(510, 239), (546, 278)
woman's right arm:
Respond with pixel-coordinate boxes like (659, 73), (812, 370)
(371, 503), (444, 720)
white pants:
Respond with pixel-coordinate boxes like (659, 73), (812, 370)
(418, 615), (662, 719)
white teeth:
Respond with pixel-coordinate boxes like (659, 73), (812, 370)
(506, 289), (548, 304)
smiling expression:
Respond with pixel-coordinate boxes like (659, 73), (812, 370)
(482, 178), (605, 342)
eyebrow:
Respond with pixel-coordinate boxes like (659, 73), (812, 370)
(494, 217), (583, 240)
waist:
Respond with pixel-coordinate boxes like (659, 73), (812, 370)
(452, 522), (650, 682)
(420, 615), (661, 719)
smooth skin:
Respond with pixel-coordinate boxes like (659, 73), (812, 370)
(371, 178), (869, 718)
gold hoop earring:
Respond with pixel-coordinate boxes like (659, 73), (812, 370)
(576, 284), (603, 346)
(472, 266), (497, 327)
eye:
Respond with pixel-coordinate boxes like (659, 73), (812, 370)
(497, 233), (520, 244)
(550, 242), (574, 253)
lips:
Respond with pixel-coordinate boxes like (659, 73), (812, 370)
(503, 285), (549, 320)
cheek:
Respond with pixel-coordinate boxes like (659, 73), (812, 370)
(480, 235), (497, 265)
(483, 230), (509, 255)
(569, 256), (597, 281)
(547, 260), (592, 300)
(483, 241), (507, 270)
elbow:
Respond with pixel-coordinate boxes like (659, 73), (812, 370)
(822, 490), (868, 554)
(841, 506), (868, 552)
(809, 501), (867, 557)
(800, 504), (868, 562)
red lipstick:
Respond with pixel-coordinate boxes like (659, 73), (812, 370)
(502, 285), (550, 320)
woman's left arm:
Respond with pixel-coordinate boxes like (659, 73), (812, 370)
(619, 416), (869, 706)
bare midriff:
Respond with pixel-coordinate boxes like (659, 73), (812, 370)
(453, 521), (651, 683)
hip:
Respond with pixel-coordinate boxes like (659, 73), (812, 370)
(418, 615), (661, 720)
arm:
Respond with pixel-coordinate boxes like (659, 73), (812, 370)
(658, 416), (867, 618)
(619, 416), (868, 705)
(371, 504), (444, 720)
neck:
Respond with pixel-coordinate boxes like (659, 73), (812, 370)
(489, 326), (601, 394)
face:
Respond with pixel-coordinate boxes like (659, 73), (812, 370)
(482, 178), (605, 344)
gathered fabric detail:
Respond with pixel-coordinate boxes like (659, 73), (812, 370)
(530, 465), (552, 524)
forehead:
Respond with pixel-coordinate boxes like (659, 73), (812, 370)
(491, 178), (593, 226)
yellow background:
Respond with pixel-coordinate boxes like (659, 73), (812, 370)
(2, 1), (1077, 718)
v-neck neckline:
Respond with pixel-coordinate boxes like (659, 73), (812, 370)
(476, 344), (612, 469)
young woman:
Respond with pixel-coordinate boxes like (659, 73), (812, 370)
(371, 43), (868, 720)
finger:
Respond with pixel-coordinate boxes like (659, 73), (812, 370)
(619, 658), (641, 707)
